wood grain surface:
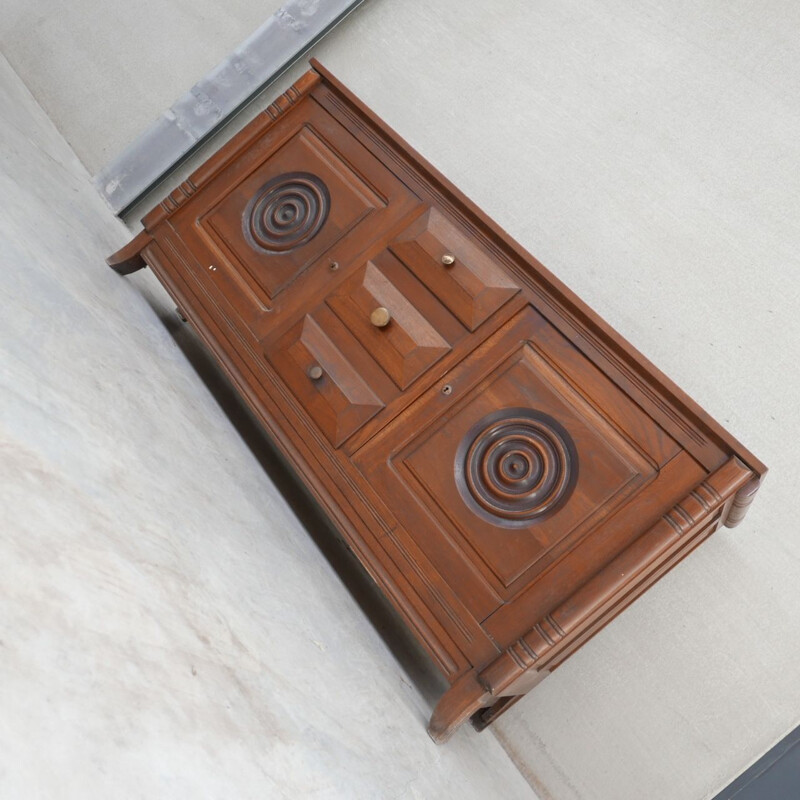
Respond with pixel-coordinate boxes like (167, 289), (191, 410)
(108, 60), (766, 742)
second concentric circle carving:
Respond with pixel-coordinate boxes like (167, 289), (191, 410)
(456, 408), (577, 526)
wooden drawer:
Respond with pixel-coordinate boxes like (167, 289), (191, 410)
(390, 207), (519, 331)
(326, 257), (451, 390)
(265, 307), (385, 448)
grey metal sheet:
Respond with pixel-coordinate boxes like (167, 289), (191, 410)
(94, 0), (366, 215)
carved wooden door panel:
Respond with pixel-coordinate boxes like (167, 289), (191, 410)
(166, 97), (422, 343)
(354, 305), (687, 632)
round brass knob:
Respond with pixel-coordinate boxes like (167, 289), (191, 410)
(441, 253), (455, 266)
(370, 307), (391, 328)
(308, 365), (323, 380)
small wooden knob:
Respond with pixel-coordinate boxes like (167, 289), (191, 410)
(441, 253), (455, 266)
(308, 365), (323, 380)
(370, 307), (391, 328)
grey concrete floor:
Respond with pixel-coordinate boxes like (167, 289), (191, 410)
(0, 53), (536, 799)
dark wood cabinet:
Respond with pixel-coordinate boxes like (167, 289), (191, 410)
(108, 60), (766, 742)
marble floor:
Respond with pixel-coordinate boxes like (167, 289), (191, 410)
(0, 53), (536, 799)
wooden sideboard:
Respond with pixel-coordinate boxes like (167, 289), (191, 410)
(108, 60), (766, 742)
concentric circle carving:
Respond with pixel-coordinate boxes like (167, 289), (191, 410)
(456, 409), (577, 526)
(244, 172), (329, 253)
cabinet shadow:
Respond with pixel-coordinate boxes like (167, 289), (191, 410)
(143, 290), (449, 712)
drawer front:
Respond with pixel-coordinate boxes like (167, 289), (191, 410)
(265, 309), (384, 448)
(326, 257), (452, 390)
(390, 207), (519, 331)
(354, 305), (682, 622)
(171, 99), (421, 339)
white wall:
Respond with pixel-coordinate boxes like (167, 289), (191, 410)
(3, 1), (800, 798)
(0, 0), (282, 174)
